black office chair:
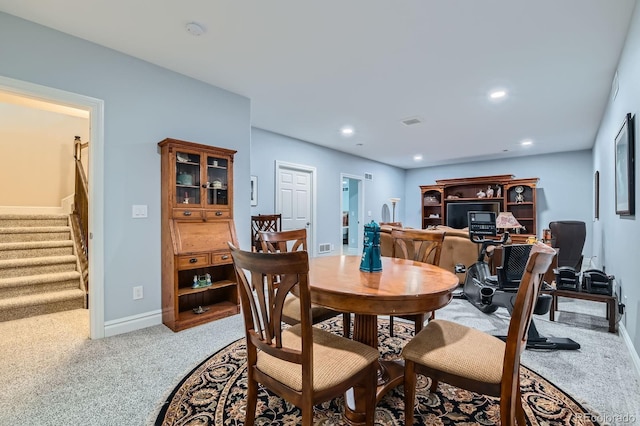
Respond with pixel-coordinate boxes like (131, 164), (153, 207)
(495, 244), (533, 290)
(549, 221), (586, 271)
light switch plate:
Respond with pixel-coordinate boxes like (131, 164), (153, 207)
(132, 205), (148, 218)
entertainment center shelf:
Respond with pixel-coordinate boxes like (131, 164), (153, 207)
(420, 174), (538, 239)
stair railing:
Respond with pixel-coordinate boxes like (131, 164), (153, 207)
(73, 136), (89, 291)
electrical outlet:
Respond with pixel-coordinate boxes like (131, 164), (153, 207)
(133, 286), (143, 300)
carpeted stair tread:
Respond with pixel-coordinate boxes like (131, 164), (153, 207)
(0, 255), (77, 268)
(0, 226), (70, 234)
(0, 214), (68, 228)
(0, 289), (85, 322)
(0, 240), (74, 250)
(0, 255), (78, 280)
(0, 288), (84, 307)
(0, 212), (84, 321)
(0, 271), (81, 289)
(0, 213), (68, 219)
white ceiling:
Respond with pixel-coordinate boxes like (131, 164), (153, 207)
(0, 1), (635, 169)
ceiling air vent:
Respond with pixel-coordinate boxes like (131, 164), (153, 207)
(401, 116), (423, 126)
(365, 173), (373, 180)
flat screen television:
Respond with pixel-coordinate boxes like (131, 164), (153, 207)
(446, 201), (501, 229)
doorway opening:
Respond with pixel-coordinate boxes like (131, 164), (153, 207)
(0, 75), (104, 339)
(341, 174), (364, 255)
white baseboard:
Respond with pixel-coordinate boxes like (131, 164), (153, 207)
(103, 309), (163, 337)
(0, 206), (65, 214)
(619, 322), (640, 380)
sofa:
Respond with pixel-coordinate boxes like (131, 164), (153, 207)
(380, 225), (480, 283)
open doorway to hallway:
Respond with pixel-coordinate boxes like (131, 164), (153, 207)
(341, 174), (364, 255)
(0, 76), (104, 339)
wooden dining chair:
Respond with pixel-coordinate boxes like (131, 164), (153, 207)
(388, 228), (445, 336)
(228, 243), (379, 426)
(402, 242), (556, 426)
(259, 228), (351, 337)
(251, 214), (281, 252)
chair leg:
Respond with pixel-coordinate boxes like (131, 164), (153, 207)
(403, 360), (416, 425)
(429, 377), (438, 393)
(364, 364), (377, 426)
(245, 375), (258, 426)
(301, 403), (314, 426)
(389, 316), (395, 337)
(342, 312), (351, 338)
(515, 384), (526, 426)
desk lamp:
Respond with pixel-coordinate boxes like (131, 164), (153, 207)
(495, 212), (522, 238)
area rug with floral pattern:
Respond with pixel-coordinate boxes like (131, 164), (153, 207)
(155, 318), (600, 425)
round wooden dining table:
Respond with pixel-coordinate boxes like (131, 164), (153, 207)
(308, 255), (459, 425)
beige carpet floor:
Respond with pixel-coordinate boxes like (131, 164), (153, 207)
(0, 298), (639, 425)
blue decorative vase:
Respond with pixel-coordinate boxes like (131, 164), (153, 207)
(360, 220), (382, 272)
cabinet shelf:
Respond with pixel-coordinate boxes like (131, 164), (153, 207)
(178, 279), (236, 296)
(507, 201), (534, 206)
(208, 165), (228, 170)
(445, 197), (504, 202)
(176, 301), (239, 328)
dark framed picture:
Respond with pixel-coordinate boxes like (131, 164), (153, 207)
(250, 176), (258, 206)
(594, 171), (600, 220)
(615, 113), (635, 215)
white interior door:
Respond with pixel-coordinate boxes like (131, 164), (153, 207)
(276, 161), (315, 256)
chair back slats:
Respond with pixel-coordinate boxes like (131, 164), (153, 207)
(229, 243), (310, 366)
(501, 242), (556, 417)
(391, 228), (445, 266)
(259, 228), (307, 253)
(251, 214), (282, 251)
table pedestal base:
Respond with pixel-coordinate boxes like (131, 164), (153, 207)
(343, 314), (406, 425)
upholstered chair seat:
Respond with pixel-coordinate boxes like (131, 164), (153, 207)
(402, 319), (505, 385)
(257, 324), (379, 392)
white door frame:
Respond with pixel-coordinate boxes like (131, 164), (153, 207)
(275, 160), (317, 257)
(340, 173), (365, 254)
(0, 75), (105, 339)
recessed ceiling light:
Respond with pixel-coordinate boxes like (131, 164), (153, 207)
(489, 89), (507, 100)
(185, 22), (205, 36)
(356, 143), (364, 147)
(521, 139), (533, 146)
(413, 154), (423, 161)
(340, 126), (354, 136)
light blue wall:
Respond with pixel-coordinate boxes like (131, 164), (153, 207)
(405, 150), (594, 254)
(592, 1), (640, 355)
(250, 128), (405, 254)
(0, 13), (251, 323)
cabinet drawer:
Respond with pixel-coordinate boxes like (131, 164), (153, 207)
(177, 254), (210, 269)
(212, 252), (232, 264)
(173, 208), (203, 219)
(204, 209), (230, 220)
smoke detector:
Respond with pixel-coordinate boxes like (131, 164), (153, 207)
(185, 22), (205, 36)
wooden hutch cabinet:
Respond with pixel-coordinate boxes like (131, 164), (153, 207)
(158, 138), (239, 332)
(420, 174), (538, 241)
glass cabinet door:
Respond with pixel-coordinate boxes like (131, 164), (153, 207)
(206, 155), (229, 206)
(175, 151), (201, 206)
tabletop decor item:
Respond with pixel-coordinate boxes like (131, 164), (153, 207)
(360, 220), (382, 272)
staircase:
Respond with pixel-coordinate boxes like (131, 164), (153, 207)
(0, 213), (85, 322)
